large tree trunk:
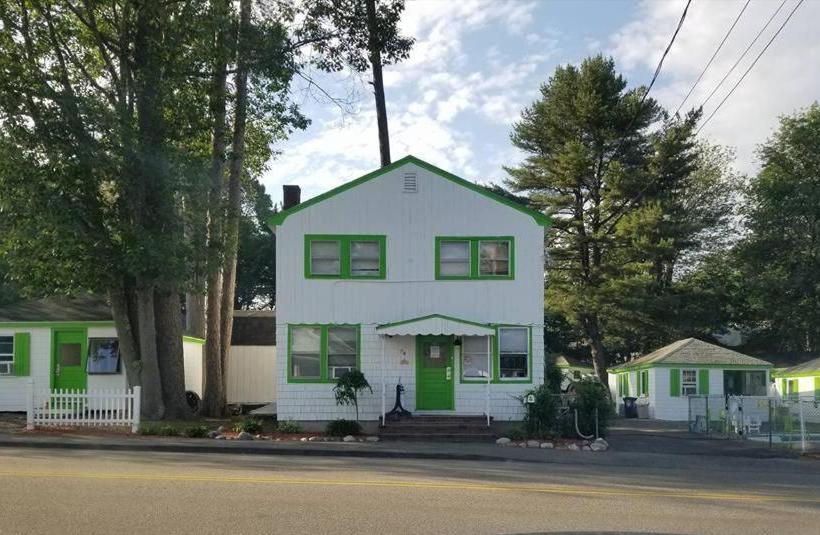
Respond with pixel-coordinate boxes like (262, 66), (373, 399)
(155, 291), (190, 419)
(365, 0), (390, 167)
(219, 0), (251, 389)
(202, 0), (231, 417)
(135, 284), (164, 419)
(108, 281), (142, 389)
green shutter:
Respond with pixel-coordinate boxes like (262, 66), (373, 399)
(644, 371), (650, 395)
(698, 369), (709, 395)
(670, 369), (680, 397)
(814, 377), (820, 400)
(780, 378), (787, 398)
(12, 332), (31, 376)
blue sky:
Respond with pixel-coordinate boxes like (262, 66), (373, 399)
(262, 0), (818, 206)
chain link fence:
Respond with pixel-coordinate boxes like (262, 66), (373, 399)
(688, 395), (820, 451)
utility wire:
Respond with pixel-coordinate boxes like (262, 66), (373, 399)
(674, 0), (751, 115)
(696, 0), (804, 135)
(699, 0), (788, 110)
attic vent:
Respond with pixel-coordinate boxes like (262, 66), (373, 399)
(402, 172), (417, 193)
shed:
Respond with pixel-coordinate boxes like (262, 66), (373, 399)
(773, 357), (820, 400)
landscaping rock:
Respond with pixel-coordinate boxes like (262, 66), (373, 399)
(590, 438), (609, 451)
(526, 440), (540, 448)
(566, 443), (580, 451)
(217, 426), (226, 434)
(300, 437), (309, 442)
(540, 442), (554, 449)
(342, 435), (356, 442)
(365, 436), (380, 442)
(214, 435), (226, 440)
(236, 431), (254, 441)
(208, 431), (220, 439)
(308, 436), (319, 442)
(496, 437), (511, 445)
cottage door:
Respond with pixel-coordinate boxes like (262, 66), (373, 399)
(416, 335), (454, 410)
(52, 330), (88, 391)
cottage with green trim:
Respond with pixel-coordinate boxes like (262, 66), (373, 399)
(0, 296), (205, 412)
(773, 357), (820, 400)
(270, 155), (549, 427)
(553, 354), (595, 391)
(608, 338), (773, 421)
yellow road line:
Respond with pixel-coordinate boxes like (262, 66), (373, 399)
(0, 470), (815, 504)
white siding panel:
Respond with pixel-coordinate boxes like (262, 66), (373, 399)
(275, 162), (545, 421)
(182, 340), (204, 397)
(226, 346), (276, 404)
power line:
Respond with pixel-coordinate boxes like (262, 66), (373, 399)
(699, 0), (788, 110)
(696, 0), (804, 135)
(674, 0), (751, 115)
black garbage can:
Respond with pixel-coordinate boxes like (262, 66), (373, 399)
(623, 397), (638, 418)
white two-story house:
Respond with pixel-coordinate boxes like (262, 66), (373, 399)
(269, 155), (550, 428)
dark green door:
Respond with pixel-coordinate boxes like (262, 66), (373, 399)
(53, 330), (88, 390)
(416, 335), (454, 410)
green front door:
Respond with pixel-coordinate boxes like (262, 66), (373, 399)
(416, 335), (454, 410)
(52, 329), (88, 390)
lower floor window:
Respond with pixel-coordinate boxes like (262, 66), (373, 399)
(498, 327), (528, 379)
(289, 325), (359, 382)
(681, 369), (697, 396)
(461, 336), (490, 379)
(0, 336), (13, 375)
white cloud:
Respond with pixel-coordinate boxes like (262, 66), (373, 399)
(611, 0), (820, 175)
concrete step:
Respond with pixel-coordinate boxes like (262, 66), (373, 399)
(380, 425), (491, 434)
(378, 432), (497, 442)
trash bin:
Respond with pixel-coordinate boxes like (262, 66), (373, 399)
(623, 397), (638, 418)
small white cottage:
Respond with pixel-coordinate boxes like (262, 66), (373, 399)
(773, 357), (820, 400)
(608, 338), (773, 421)
(0, 296), (204, 412)
(269, 155), (550, 428)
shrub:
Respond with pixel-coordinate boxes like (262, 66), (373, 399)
(325, 419), (361, 436)
(277, 419), (301, 434)
(233, 416), (263, 434)
(333, 369), (372, 421)
(520, 384), (559, 439)
(158, 424), (179, 436)
(506, 426), (527, 441)
(544, 360), (563, 393)
(565, 379), (613, 438)
(184, 425), (210, 438)
(138, 423), (161, 436)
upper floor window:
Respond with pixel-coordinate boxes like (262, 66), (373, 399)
(435, 237), (514, 280)
(305, 235), (386, 279)
(0, 336), (13, 375)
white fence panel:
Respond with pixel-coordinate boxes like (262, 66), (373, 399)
(226, 345), (276, 404)
(26, 378), (141, 433)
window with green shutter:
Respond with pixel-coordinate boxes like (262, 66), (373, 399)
(10, 332), (30, 376)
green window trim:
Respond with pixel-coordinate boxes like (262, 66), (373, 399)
(287, 324), (361, 383)
(639, 370), (649, 396)
(12, 332), (31, 376)
(457, 325), (533, 384)
(304, 235), (386, 280)
(435, 236), (515, 280)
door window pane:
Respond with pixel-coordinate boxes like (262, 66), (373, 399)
(499, 327), (528, 378)
(461, 336), (489, 379)
(423, 342), (447, 368)
(479, 240), (510, 276)
(59, 343), (82, 366)
(439, 241), (470, 276)
(310, 240), (341, 275)
(327, 326), (357, 378)
(291, 327), (321, 378)
(350, 241), (381, 277)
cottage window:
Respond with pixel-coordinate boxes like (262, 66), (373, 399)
(461, 336), (490, 379)
(327, 326), (357, 379)
(681, 369), (697, 396)
(306, 235), (385, 279)
(438, 240), (470, 277)
(309, 240), (341, 276)
(639, 370), (649, 396)
(498, 327), (528, 379)
(290, 326), (322, 379)
(479, 240), (510, 276)
(0, 336), (13, 375)
(87, 338), (120, 375)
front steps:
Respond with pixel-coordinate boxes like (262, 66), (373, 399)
(378, 415), (496, 442)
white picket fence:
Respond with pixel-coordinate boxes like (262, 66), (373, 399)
(26, 378), (142, 433)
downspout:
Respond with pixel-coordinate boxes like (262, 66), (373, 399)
(486, 334), (491, 427)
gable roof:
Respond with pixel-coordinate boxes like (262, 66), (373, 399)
(610, 338), (772, 371)
(267, 155), (551, 228)
(0, 295), (113, 323)
(773, 356), (820, 378)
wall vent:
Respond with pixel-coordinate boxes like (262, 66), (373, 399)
(402, 172), (417, 193)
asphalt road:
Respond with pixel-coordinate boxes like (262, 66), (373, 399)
(1, 447), (818, 535)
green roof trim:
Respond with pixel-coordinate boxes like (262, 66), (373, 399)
(376, 313), (492, 331)
(267, 155), (551, 228)
(182, 335), (206, 345)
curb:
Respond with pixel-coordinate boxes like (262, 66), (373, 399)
(0, 436), (536, 464)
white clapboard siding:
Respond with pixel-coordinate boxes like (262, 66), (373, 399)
(27, 382), (141, 433)
(226, 345), (276, 404)
(183, 339), (204, 397)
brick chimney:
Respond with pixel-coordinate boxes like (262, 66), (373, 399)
(282, 185), (301, 210)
